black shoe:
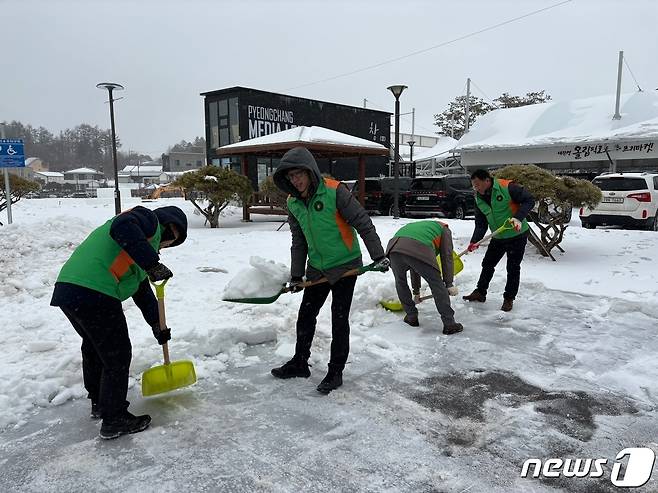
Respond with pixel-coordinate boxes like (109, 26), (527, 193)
(403, 314), (419, 327)
(99, 412), (151, 440)
(271, 357), (311, 379)
(443, 322), (464, 335)
(316, 372), (343, 395)
(462, 289), (486, 302)
(501, 298), (514, 312)
(90, 402), (102, 420)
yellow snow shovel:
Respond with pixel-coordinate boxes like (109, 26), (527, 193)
(379, 220), (514, 312)
(142, 280), (197, 397)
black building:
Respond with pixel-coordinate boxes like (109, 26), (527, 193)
(201, 86), (391, 188)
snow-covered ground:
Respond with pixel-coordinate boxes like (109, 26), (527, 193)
(2, 197), (658, 492)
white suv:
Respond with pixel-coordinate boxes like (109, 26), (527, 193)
(580, 172), (658, 231)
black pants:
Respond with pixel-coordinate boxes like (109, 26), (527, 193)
(477, 233), (528, 300)
(59, 297), (132, 419)
(294, 275), (357, 373)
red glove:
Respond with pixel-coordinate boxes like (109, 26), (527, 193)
(467, 242), (479, 252)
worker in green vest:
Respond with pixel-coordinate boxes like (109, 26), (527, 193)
(51, 206), (187, 439)
(271, 147), (389, 395)
(386, 220), (464, 334)
(462, 169), (535, 312)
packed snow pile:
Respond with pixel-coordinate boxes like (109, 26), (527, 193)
(222, 256), (289, 299)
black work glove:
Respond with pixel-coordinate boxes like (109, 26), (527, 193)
(372, 257), (390, 272)
(147, 262), (173, 282)
(152, 323), (171, 345)
(286, 276), (304, 293)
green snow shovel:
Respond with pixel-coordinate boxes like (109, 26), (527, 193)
(223, 261), (386, 305)
(379, 220), (515, 312)
(142, 280), (197, 397)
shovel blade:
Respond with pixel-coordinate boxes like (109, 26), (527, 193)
(380, 299), (404, 312)
(142, 360), (197, 396)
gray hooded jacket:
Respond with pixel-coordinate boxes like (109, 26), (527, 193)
(273, 147), (385, 284)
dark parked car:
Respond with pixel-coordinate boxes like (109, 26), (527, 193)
(351, 177), (413, 216)
(404, 175), (475, 219)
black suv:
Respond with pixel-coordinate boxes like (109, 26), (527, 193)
(351, 177), (413, 216)
(404, 175), (475, 219)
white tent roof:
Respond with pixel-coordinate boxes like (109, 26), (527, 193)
(456, 91), (658, 152)
(219, 126), (387, 151)
(413, 136), (459, 161)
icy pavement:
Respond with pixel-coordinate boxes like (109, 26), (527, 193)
(2, 285), (658, 492)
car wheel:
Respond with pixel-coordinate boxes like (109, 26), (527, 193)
(649, 216), (658, 231)
(453, 205), (465, 220)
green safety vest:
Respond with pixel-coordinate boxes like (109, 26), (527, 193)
(56, 218), (162, 301)
(287, 178), (361, 271)
(393, 220), (445, 255)
(475, 178), (528, 239)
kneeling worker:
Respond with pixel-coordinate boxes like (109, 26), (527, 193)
(386, 220), (463, 335)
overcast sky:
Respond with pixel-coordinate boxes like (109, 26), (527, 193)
(2, 0), (657, 157)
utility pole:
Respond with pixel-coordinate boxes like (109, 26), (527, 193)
(464, 78), (471, 134)
(613, 50), (623, 120)
(1, 123), (12, 224)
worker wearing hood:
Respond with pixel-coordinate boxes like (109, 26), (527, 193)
(271, 147), (389, 394)
(51, 205), (188, 439)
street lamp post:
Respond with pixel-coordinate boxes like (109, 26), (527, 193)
(96, 82), (124, 214)
(407, 140), (416, 178)
(387, 85), (407, 219)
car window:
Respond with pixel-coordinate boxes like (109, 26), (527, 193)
(410, 179), (441, 191)
(364, 181), (381, 192)
(593, 177), (648, 191)
(653, 177), (658, 189)
(381, 178), (412, 192)
(447, 177), (472, 190)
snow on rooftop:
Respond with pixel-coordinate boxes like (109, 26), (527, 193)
(219, 125), (387, 151)
(120, 164), (163, 175)
(34, 171), (64, 177)
(63, 167), (102, 174)
(456, 91), (658, 152)
(413, 136), (459, 161)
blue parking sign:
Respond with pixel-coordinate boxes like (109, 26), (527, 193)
(0, 139), (26, 168)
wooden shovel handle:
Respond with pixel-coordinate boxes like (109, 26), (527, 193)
(153, 280), (170, 365)
(296, 267), (363, 290)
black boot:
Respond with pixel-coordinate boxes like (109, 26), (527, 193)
(317, 371), (343, 395)
(443, 322), (464, 335)
(99, 411), (152, 440)
(462, 289), (486, 302)
(501, 298), (514, 312)
(271, 357), (311, 379)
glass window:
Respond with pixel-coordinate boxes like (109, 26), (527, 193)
(229, 98), (239, 142)
(219, 128), (229, 146)
(209, 102), (219, 149)
(593, 177), (648, 191)
(218, 99), (228, 117)
(196, 160), (202, 166)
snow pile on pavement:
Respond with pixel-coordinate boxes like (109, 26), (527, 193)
(222, 256), (289, 299)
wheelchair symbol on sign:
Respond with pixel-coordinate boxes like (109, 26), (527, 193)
(6, 145), (17, 155)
